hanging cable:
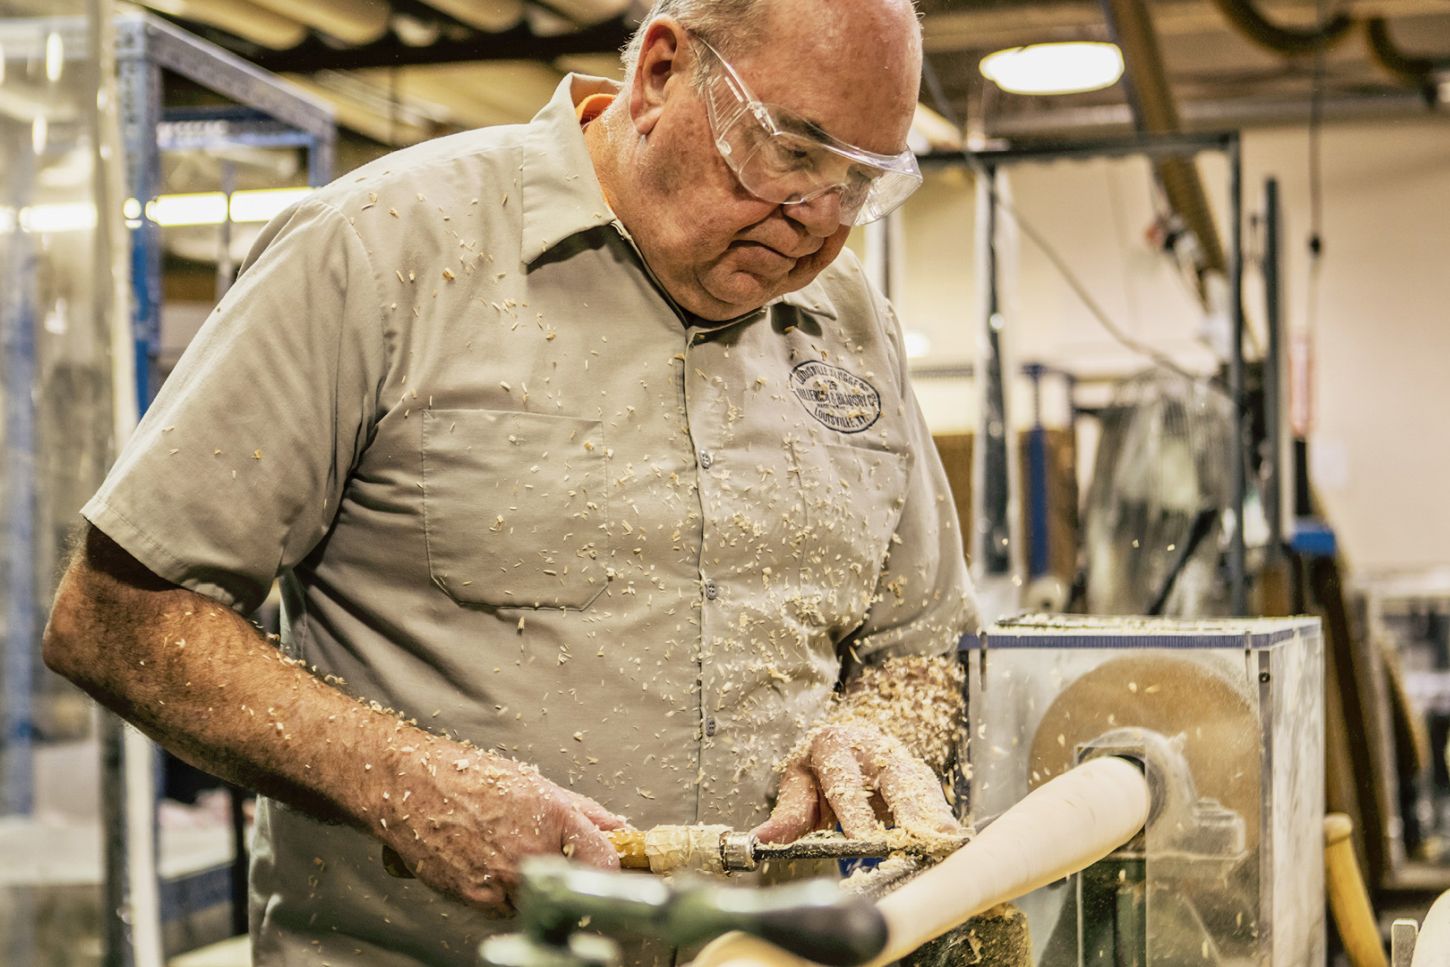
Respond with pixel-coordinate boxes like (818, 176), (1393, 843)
(1302, 0), (1332, 367)
(990, 182), (1216, 386)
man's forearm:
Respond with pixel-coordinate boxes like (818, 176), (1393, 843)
(828, 654), (965, 772)
(42, 528), (455, 833)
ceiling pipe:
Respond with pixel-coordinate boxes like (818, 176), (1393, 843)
(353, 63), (557, 127)
(415, 0), (524, 33)
(1365, 17), (1450, 94)
(285, 73), (435, 145)
(1205, 0), (1354, 55)
(1101, 0), (1226, 304)
(244, 0), (390, 46)
(532, 0), (633, 28)
(985, 89), (1434, 136)
(413, 62), (567, 116)
(141, 0), (308, 49)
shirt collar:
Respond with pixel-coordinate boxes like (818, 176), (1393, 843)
(520, 74), (620, 266)
(519, 74), (838, 322)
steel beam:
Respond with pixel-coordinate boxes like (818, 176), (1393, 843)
(247, 16), (631, 72)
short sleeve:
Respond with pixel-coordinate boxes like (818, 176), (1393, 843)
(843, 299), (980, 667)
(83, 199), (387, 612)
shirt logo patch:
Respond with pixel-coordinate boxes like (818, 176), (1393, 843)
(789, 361), (882, 434)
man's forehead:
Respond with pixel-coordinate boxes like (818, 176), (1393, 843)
(727, 34), (919, 155)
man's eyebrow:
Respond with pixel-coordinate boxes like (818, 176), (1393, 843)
(778, 110), (832, 141)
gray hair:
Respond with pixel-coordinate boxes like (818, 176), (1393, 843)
(620, 0), (770, 83)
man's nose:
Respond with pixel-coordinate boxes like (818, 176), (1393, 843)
(782, 189), (845, 236)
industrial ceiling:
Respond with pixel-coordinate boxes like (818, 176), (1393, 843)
(7, 0), (1447, 148)
(104, 0), (1448, 146)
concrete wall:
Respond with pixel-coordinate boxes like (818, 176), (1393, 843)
(885, 116), (1450, 573)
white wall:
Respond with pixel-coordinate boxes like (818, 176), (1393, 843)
(887, 116), (1450, 573)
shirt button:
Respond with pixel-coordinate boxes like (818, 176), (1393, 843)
(705, 717), (717, 737)
(699, 450), (714, 469)
(704, 580), (719, 600)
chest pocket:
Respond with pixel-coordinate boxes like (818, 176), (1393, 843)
(795, 442), (911, 630)
(421, 409), (609, 610)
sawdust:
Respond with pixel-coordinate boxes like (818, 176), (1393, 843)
(901, 903), (1031, 967)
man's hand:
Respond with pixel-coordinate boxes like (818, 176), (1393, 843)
(374, 747), (625, 915)
(750, 722), (962, 844)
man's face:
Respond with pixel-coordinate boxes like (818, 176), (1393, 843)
(622, 4), (920, 321)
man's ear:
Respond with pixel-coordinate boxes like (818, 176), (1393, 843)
(629, 18), (689, 137)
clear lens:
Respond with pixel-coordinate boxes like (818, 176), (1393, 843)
(696, 37), (921, 226)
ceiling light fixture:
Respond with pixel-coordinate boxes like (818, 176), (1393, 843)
(980, 42), (1125, 96)
(5, 187), (314, 235)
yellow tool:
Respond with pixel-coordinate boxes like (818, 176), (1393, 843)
(1325, 812), (1388, 967)
(383, 826), (967, 879)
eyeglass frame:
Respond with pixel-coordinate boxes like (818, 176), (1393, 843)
(688, 33), (924, 227)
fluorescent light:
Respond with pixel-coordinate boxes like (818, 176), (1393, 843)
(980, 42), (1124, 96)
(4, 188), (314, 235)
(148, 192), (228, 227)
(45, 31), (63, 83)
(145, 187), (312, 227)
(21, 202), (96, 233)
(228, 187), (311, 224)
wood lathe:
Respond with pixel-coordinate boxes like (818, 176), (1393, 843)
(475, 757), (1152, 967)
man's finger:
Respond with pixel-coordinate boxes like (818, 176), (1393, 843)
(751, 763), (820, 844)
(477, 890), (515, 921)
(877, 754), (963, 837)
(561, 812), (622, 870)
(462, 880), (513, 919)
(813, 738), (880, 838)
(816, 789), (837, 834)
(561, 789), (629, 831)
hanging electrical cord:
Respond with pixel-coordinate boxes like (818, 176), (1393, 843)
(1306, 0), (1330, 339)
(990, 182), (1216, 386)
(920, 58), (1219, 387)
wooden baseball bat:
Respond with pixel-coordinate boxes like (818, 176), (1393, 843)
(690, 756), (1151, 967)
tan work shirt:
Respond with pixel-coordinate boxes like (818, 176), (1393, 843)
(84, 75), (977, 964)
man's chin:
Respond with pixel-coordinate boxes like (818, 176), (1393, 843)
(690, 272), (780, 321)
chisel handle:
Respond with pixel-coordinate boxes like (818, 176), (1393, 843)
(609, 828), (651, 869)
(383, 828), (652, 878)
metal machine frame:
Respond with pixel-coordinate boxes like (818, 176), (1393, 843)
(917, 131), (1251, 615)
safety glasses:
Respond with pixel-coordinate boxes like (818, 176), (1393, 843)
(693, 36), (922, 227)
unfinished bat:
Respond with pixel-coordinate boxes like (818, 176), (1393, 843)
(689, 756), (1151, 967)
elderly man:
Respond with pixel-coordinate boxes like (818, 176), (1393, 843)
(44, 0), (977, 962)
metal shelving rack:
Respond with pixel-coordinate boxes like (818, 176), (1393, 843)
(116, 10), (335, 404)
(105, 13), (336, 965)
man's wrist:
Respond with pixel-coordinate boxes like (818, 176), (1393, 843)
(833, 654), (964, 772)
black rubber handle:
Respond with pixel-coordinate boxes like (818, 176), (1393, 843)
(750, 896), (888, 967)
